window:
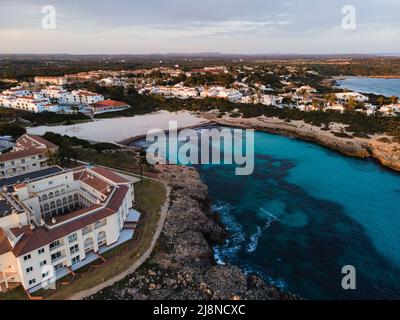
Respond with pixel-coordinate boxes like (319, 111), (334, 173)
(42, 272), (49, 278)
(68, 233), (77, 243)
(49, 181), (54, 185)
(38, 248), (45, 255)
(71, 256), (80, 265)
(21, 159), (25, 163)
(26, 266), (33, 273)
(70, 244), (79, 254)
(51, 251), (63, 262)
(49, 240), (61, 250)
(40, 260), (47, 267)
(23, 254), (31, 261)
(54, 263), (63, 271)
(28, 279), (36, 286)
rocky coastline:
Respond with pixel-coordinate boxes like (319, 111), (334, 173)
(88, 164), (298, 300)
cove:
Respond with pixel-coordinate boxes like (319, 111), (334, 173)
(133, 126), (400, 299)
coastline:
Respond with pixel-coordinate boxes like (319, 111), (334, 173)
(88, 164), (298, 300)
(202, 114), (400, 173)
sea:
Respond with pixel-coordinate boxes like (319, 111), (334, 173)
(133, 126), (400, 299)
(336, 77), (400, 98)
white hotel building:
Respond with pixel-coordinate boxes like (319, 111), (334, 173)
(0, 137), (139, 293)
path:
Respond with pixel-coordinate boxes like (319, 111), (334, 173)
(66, 185), (171, 300)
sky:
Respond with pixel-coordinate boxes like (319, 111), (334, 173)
(1, 0), (400, 54)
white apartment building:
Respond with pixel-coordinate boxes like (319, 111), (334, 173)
(66, 90), (104, 106)
(12, 96), (58, 113)
(0, 134), (58, 179)
(0, 164), (137, 292)
(40, 86), (69, 104)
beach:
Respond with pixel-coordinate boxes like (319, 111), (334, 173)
(27, 110), (208, 144)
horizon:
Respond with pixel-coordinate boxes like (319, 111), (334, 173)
(1, 0), (400, 54)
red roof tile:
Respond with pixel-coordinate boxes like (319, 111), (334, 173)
(0, 148), (44, 162)
(107, 185), (129, 211)
(91, 167), (130, 184)
(11, 207), (116, 257)
(90, 99), (129, 108)
(0, 228), (12, 255)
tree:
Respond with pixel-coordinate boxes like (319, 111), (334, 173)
(377, 96), (386, 107)
(390, 96), (399, 104)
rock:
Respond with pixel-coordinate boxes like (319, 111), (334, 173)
(89, 165), (299, 300)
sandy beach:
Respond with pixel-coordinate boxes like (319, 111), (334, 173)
(27, 110), (208, 144)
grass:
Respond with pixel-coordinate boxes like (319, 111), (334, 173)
(73, 148), (157, 175)
(0, 285), (28, 300)
(45, 177), (166, 300)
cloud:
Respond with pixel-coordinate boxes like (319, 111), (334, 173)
(0, 0), (399, 54)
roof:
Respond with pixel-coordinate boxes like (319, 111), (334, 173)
(90, 99), (129, 108)
(108, 185), (129, 211)
(75, 170), (113, 195)
(90, 167), (130, 184)
(0, 148), (44, 163)
(0, 166), (64, 188)
(17, 134), (58, 150)
(11, 207), (116, 257)
(0, 228), (12, 255)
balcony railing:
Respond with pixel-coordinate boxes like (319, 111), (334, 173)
(49, 242), (64, 252)
(51, 254), (66, 263)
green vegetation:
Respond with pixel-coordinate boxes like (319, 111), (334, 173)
(0, 123), (27, 138)
(0, 108), (90, 126)
(0, 285), (28, 300)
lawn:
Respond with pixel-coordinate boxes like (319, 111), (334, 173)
(0, 285), (28, 300)
(72, 148), (157, 176)
(45, 177), (166, 300)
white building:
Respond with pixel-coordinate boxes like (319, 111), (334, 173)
(40, 86), (69, 104)
(0, 134), (58, 179)
(0, 164), (138, 292)
(335, 92), (369, 103)
(66, 90), (104, 106)
(380, 104), (400, 116)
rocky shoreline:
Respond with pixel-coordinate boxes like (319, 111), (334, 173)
(88, 164), (298, 300)
(209, 116), (400, 173)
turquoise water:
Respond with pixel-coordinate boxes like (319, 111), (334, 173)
(336, 77), (400, 98)
(134, 127), (400, 299)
